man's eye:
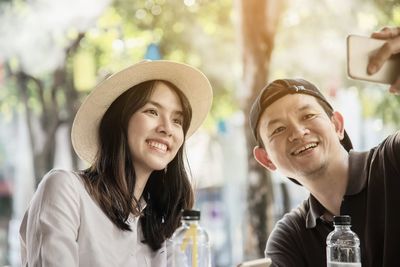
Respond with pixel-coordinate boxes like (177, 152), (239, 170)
(304, 114), (316, 119)
(272, 126), (285, 135)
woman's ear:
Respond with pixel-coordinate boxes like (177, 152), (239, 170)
(331, 111), (345, 140)
(253, 146), (277, 171)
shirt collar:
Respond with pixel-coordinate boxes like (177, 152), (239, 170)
(305, 150), (369, 228)
(306, 194), (326, 228)
(345, 150), (369, 195)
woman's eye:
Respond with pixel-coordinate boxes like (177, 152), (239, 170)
(145, 109), (158, 116)
(173, 118), (183, 126)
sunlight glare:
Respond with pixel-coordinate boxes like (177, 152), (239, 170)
(135, 9), (147, 20)
(184, 0), (196, 7)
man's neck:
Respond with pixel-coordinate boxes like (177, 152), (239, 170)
(305, 148), (349, 217)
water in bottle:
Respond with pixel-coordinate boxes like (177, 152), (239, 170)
(326, 215), (361, 267)
(169, 209), (211, 267)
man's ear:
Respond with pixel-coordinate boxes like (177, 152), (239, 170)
(253, 146), (277, 171)
(331, 111), (345, 140)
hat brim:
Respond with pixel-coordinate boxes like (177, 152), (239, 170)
(71, 60), (213, 164)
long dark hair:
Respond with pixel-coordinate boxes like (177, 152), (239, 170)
(81, 80), (194, 250)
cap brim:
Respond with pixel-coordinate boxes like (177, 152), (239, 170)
(341, 130), (353, 152)
(71, 60), (213, 164)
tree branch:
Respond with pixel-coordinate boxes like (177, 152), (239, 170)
(15, 71), (36, 155)
(66, 32), (86, 56)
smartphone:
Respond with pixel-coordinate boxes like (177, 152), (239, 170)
(237, 258), (272, 267)
(347, 34), (400, 84)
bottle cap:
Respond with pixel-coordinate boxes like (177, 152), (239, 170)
(182, 209), (201, 220)
(333, 215), (351, 225)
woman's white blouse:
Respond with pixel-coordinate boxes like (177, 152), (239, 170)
(19, 169), (167, 266)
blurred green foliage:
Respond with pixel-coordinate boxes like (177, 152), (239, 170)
(1, 0), (399, 167)
(74, 0), (239, 131)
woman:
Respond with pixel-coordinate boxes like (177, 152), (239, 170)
(19, 60), (213, 266)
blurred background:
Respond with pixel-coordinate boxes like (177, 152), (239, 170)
(0, 0), (400, 266)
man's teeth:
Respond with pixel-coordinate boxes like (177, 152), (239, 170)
(294, 143), (317, 155)
(148, 141), (167, 152)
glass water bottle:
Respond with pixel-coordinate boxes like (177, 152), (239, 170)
(326, 215), (361, 267)
(169, 209), (211, 267)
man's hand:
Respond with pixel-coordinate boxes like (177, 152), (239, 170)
(367, 26), (400, 94)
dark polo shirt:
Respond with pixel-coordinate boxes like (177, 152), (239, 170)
(265, 132), (400, 267)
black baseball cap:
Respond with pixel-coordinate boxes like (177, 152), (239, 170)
(249, 79), (353, 185)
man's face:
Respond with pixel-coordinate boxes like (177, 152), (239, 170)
(255, 94), (345, 182)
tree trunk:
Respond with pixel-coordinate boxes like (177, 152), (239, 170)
(15, 71), (59, 186)
(12, 33), (85, 186)
(238, 0), (285, 259)
(65, 33), (86, 170)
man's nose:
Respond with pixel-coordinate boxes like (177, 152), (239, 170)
(288, 123), (310, 142)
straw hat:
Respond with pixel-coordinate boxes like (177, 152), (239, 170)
(71, 60), (213, 164)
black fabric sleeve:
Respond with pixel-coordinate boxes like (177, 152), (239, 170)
(265, 219), (307, 267)
(265, 199), (330, 267)
(378, 131), (400, 174)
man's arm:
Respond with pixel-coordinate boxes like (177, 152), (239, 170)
(265, 221), (306, 267)
(264, 210), (319, 267)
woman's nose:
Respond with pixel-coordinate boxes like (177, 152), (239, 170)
(156, 117), (173, 136)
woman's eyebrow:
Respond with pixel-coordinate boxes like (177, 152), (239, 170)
(146, 100), (183, 115)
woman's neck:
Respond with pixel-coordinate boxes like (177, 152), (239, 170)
(133, 168), (151, 200)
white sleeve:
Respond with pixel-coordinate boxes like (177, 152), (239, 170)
(20, 169), (80, 267)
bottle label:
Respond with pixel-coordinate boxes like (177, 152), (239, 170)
(180, 224), (198, 267)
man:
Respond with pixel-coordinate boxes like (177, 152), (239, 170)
(249, 27), (400, 267)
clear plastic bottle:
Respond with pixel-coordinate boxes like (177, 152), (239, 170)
(169, 209), (211, 267)
(326, 215), (361, 267)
